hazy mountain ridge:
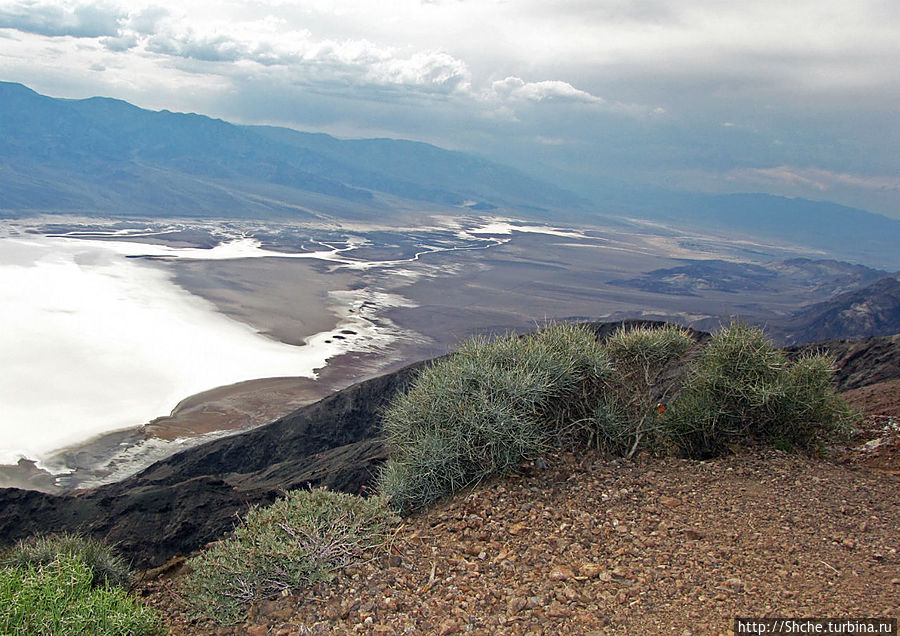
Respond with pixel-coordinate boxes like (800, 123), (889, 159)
(775, 275), (900, 345)
(610, 257), (887, 298)
(2, 81), (899, 268)
(0, 81), (584, 219)
(615, 191), (900, 270)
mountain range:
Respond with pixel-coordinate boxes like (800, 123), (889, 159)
(0, 81), (583, 220)
(1, 81), (899, 268)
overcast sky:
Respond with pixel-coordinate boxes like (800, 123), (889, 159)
(1, 0), (898, 216)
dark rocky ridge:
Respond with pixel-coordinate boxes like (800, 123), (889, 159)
(0, 359), (425, 567)
(785, 333), (900, 392)
(774, 276), (900, 345)
(1, 321), (897, 568)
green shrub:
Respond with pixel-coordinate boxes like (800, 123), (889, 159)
(671, 323), (854, 456)
(378, 323), (611, 512)
(593, 324), (694, 456)
(0, 555), (159, 635)
(1, 532), (132, 589)
(183, 488), (398, 624)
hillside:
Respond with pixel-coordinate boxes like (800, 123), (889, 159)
(0, 82), (583, 220)
(1, 322), (898, 633)
(146, 447), (899, 635)
(0, 322), (898, 570)
(610, 191), (900, 271)
(776, 276), (900, 345)
(611, 257), (886, 298)
(0, 360), (422, 568)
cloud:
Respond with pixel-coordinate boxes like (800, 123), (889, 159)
(126, 5), (167, 34)
(491, 76), (606, 105)
(0, 1), (124, 38)
(368, 51), (470, 91)
(138, 25), (472, 94)
(99, 30), (136, 51)
(144, 29), (250, 63)
(730, 166), (900, 194)
(1, 0), (896, 216)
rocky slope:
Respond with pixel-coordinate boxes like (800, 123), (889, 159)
(146, 445), (900, 635)
(785, 333), (900, 391)
(0, 360), (423, 567)
(776, 276), (900, 345)
(0, 321), (897, 573)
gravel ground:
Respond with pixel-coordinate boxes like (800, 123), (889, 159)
(142, 437), (899, 635)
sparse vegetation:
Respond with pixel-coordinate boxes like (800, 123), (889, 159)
(0, 555), (159, 636)
(670, 323), (854, 456)
(377, 323), (611, 512)
(1, 532), (132, 590)
(14, 322), (852, 631)
(592, 324), (694, 456)
(183, 488), (398, 625)
(378, 321), (855, 513)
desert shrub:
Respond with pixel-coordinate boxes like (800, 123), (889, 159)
(183, 488), (398, 624)
(670, 323), (854, 456)
(592, 324), (694, 456)
(1, 532), (132, 589)
(378, 323), (611, 512)
(0, 555), (159, 635)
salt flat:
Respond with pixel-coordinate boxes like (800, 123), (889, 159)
(0, 214), (857, 491)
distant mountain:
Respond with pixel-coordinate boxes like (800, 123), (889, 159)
(775, 276), (900, 345)
(0, 82), (585, 219)
(610, 257), (886, 298)
(608, 189), (900, 270)
(2, 81), (899, 269)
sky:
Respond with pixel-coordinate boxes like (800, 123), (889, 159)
(0, 0), (898, 216)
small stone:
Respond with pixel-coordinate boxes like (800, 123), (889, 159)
(661, 496), (683, 508)
(509, 521), (529, 536)
(684, 530), (703, 541)
(724, 577), (744, 593)
(547, 601), (571, 618)
(439, 618), (461, 635)
(550, 566), (575, 581)
(507, 597), (527, 614)
(579, 563), (602, 578)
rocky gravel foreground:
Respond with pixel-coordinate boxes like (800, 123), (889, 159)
(143, 443), (899, 635)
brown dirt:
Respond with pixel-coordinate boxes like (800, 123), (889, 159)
(837, 381), (900, 476)
(142, 444), (900, 636)
(144, 377), (333, 440)
(842, 379), (900, 418)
